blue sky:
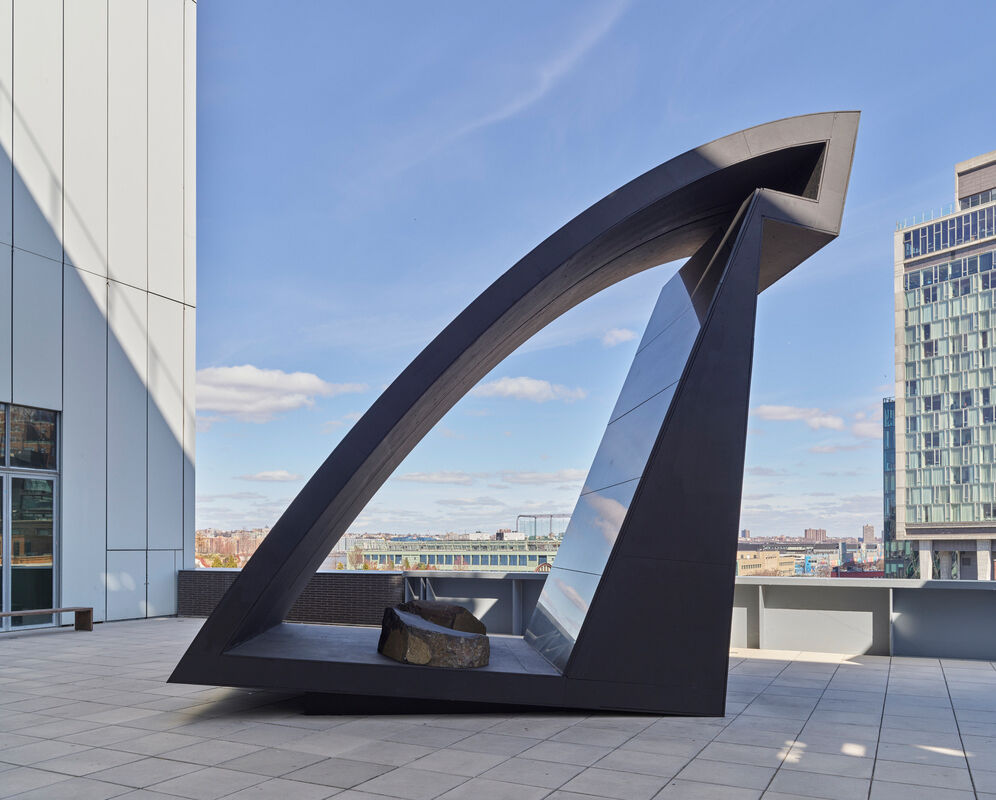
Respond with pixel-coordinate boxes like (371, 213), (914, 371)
(194, 0), (995, 538)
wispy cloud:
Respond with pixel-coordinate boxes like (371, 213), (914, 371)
(395, 468), (586, 488)
(197, 364), (367, 423)
(746, 466), (786, 477)
(753, 405), (845, 431)
(322, 411), (364, 434)
(473, 376), (586, 403)
(500, 469), (586, 485)
(397, 471), (476, 486)
(453, 0), (629, 139)
(237, 470), (302, 482)
(602, 328), (637, 347)
(851, 421), (882, 439)
(436, 496), (507, 509)
(359, 0), (630, 186)
(809, 443), (873, 454)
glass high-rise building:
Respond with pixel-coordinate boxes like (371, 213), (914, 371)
(882, 397), (917, 576)
(894, 150), (996, 579)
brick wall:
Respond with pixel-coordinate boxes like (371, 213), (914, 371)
(177, 570), (404, 625)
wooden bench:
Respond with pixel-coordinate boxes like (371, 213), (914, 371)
(0, 607), (93, 631)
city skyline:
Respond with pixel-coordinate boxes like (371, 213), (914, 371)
(195, 1), (995, 539)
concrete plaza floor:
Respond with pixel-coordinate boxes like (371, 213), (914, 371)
(2, 618), (996, 799)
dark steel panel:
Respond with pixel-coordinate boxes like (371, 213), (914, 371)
(564, 193), (764, 704)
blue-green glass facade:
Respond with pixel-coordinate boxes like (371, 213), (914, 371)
(901, 237), (996, 528)
(883, 397), (917, 576)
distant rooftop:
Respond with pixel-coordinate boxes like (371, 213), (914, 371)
(897, 149), (996, 230)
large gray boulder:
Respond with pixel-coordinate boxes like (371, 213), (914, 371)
(377, 606), (489, 668)
(397, 599), (486, 634)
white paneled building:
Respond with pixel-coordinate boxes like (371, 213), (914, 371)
(0, 0), (195, 628)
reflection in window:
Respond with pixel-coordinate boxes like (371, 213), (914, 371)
(9, 406), (57, 470)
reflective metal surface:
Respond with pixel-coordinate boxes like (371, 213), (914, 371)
(522, 567), (601, 672)
(524, 267), (706, 666)
(551, 479), (639, 574)
(583, 389), (676, 495)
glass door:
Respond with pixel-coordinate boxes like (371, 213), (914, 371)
(0, 404), (60, 632)
(8, 477), (56, 628)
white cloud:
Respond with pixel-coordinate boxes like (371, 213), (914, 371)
(851, 421), (883, 439)
(753, 405), (845, 431)
(397, 472), (475, 486)
(500, 469), (586, 485)
(586, 493), (628, 544)
(473, 376), (586, 403)
(237, 470), (302, 482)
(601, 328), (637, 347)
(197, 364), (367, 423)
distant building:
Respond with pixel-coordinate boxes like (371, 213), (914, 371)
(796, 551), (842, 576)
(883, 397), (917, 576)
(862, 524), (875, 543)
(325, 537), (560, 572)
(894, 150), (996, 579)
(740, 529), (751, 539)
(735, 550), (794, 577)
(804, 528), (828, 543)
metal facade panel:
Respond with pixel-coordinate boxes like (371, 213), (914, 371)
(182, 306), (195, 568)
(12, 0), (63, 262)
(106, 549), (146, 621)
(107, 0), (147, 289)
(0, 244), (10, 401)
(147, 549), (178, 617)
(107, 280), (148, 549)
(148, 0), (184, 302)
(12, 249), (62, 409)
(0, 0), (11, 246)
(61, 265), (108, 621)
(147, 294), (184, 550)
(183, 0), (196, 307)
(64, 0), (108, 275)
(957, 162), (996, 201)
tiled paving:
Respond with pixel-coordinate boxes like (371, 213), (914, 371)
(2, 619), (996, 799)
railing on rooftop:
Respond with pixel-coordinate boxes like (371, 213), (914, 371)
(896, 202), (956, 231)
(176, 570), (996, 661)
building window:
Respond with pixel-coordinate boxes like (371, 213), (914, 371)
(1, 404), (59, 631)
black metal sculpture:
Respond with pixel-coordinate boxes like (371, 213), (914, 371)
(172, 112), (858, 715)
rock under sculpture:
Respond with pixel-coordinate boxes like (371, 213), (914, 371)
(397, 599), (487, 634)
(378, 602), (489, 668)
